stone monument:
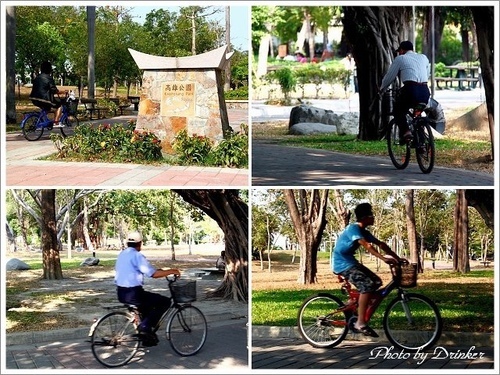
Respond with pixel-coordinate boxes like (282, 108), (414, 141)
(128, 45), (234, 154)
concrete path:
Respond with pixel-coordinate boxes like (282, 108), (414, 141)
(252, 141), (494, 186)
(5, 108), (249, 187)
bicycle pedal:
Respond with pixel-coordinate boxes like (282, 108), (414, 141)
(141, 339), (158, 347)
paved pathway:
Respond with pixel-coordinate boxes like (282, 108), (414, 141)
(5, 108), (249, 187)
(5, 289), (249, 370)
(252, 335), (494, 370)
(5, 320), (248, 370)
(252, 141), (494, 186)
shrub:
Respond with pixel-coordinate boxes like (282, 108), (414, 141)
(97, 98), (118, 116)
(51, 123), (163, 163)
(211, 126), (249, 168)
(172, 129), (214, 165)
(225, 86), (249, 100)
(266, 67), (297, 101)
(172, 127), (249, 168)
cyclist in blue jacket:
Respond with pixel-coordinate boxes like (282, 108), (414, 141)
(332, 203), (401, 337)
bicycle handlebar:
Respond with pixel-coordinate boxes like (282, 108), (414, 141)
(166, 274), (181, 282)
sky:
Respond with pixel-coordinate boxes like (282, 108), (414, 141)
(127, 3), (249, 51)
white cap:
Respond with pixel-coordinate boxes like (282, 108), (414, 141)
(127, 231), (143, 243)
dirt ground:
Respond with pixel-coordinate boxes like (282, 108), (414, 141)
(251, 254), (494, 292)
(5, 246), (225, 333)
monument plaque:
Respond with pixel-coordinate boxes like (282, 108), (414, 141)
(128, 46), (234, 154)
(161, 81), (196, 117)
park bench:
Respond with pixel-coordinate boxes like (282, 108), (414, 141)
(435, 77), (479, 90)
(128, 95), (140, 111)
(109, 97), (130, 116)
(80, 98), (107, 120)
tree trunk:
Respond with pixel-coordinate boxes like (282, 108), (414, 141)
(6, 6), (16, 124)
(41, 190), (63, 280)
(224, 6), (231, 91)
(191, 10), (196, 55)
(173, 190), (248, 302)
(304, 9), (315, 60)
(82, 197), (95, 252)
(460, 27), (471, 62)
(465, 189), (494, 229)
(405, 190), (420, 270)
(331, 190), (351, 226)
(169, 194), (176, 261)
(256, 34), (271, 78)
(453, 190), (470, 273)
(283, 189), (329, 284)
(87, 6), (96, 99)
(422, 6), (445, 59)
(471, 7), (495, 160)
(343, 6), (412, 140)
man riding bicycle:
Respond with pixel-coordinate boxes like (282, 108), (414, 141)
(379, 41), (430, 142)
(332, 203), (401, 337)
(115, 231), (180, 346)
(29, 61), (67, 127)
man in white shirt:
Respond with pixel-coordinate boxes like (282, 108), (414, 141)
(115, 231), (180, 346)
(379, 41), (430, 141)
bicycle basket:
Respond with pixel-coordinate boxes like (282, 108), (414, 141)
(400, 263), (418, 288)
(171, 280), (197, 303)
(66, 99), (79, 115)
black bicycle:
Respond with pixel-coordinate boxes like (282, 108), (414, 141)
(88, 275), (207, 368)
(384, 89), (436, 174)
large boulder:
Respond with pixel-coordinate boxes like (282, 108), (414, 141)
(288, 104), (359, 136)
(6, 258), (31, 271)
(289, 122), (337, 135)
(335, 112), (359, 135)
(289, 104), (338, 127)
(81, 257), (100, 266)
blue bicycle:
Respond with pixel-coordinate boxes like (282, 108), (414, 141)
(20, 94), (80, 141)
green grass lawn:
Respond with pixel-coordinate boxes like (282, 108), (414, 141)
(252, 269), (494, 334)
(279, 134), (491, 168)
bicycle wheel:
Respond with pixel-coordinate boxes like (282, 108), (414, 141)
(415, 120), (435, 174)
(62, 113), (80, 128)
(387, 118), (411, 169)
(383, 292), (442, 351)
(90, 311), (140, 368)
(297, 293), (349, 348)
(22, 114), (44, 141)
(166, 305), (207, 356)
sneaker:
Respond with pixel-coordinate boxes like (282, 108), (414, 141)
(350, 323), (379, 338)
(398, 130), (412, 145)
(52, 123), (65, 128)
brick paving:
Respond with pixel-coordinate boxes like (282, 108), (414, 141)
(5, 108), (249, 187)
(252, 333), (495, 370)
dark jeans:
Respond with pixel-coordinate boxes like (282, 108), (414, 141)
(394, 83), (430, 133)
(117, 286), (171, 332)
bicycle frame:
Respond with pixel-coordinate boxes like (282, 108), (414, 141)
(335, 263), (405, 324)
